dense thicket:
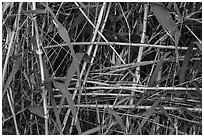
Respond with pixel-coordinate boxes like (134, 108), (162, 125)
(2, 2), (202, 135)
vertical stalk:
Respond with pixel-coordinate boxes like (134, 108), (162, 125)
(31, 2), (49, 135)
(130, 4), (147, 134)
(130, 4), (148, 106)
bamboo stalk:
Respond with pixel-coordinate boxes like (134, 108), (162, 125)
(49, 104), (202, 112)
(53, 93), (200, 103)
(134, 2), (148, 92)
(44, 42), (193, 50)
(32, 2), (49, 135)
(54, 86), (201, 92)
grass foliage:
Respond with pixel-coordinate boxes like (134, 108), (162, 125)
(2, 2), (202, 135)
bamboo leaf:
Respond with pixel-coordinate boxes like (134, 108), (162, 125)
(83, 53), (92, 63)
(54, 82), (81, 134)
(106, 108), (127, 134)
(135, 94), (163, 134)
(174, 29), (180, 64)
(65, 53), (85, 85)
(179, 42), (194, 84)
(149, 52), (171, 86)
(54, 20), (71, 44)
(150, 2), (178, 38)
(27, 105), (45, 118)
(2, 56), (22, 98)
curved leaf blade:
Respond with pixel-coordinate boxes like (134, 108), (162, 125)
(150, 2), (178, 38)
(65, 53), (87, 85)
(54, 82), (81, 134)
(179, 42), (194, 84)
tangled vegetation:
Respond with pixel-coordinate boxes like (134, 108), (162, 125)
(2, 2), (202, 135)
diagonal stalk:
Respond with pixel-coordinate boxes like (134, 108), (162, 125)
(7, 88), (20, 135)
